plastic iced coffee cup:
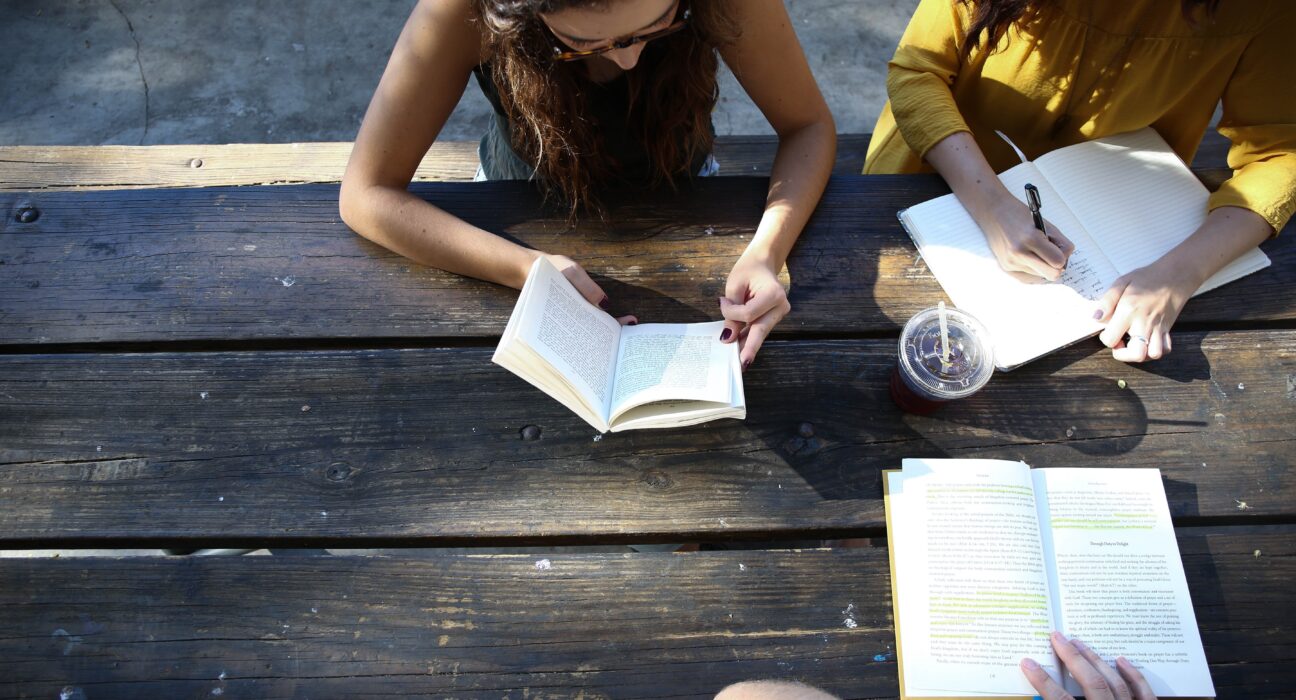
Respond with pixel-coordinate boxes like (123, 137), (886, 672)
(890, 305), (995, 415)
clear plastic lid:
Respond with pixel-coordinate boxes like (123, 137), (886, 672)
(897, 306), (995, 399)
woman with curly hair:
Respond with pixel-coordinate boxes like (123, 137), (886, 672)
(340, 0), (836, 368)
(866, 0), (1296, 363)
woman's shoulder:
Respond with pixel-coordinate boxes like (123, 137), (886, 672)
(408, 0), (492, 65)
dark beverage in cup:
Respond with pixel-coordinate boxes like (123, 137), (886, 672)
(890, 305), (994, 415)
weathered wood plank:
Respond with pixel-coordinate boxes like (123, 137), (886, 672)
(1, 175), (1290, 346)
(1, 531), (1291, 699)
(0, 135), (873, 191)
(1, 331), (1290, 546)
(0, 132), (1229, 192)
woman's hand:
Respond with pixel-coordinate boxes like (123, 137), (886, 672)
(1095, 259), (1198, 362)
(1022, 631), (1157, 700)
(924, 133), (1075, 282)
(541, 253), (637, 325)
(719, 253), (790, 370)
(977, 195), (1076, 282)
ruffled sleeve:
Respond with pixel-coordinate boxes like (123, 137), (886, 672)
(885, 0), (973, 159)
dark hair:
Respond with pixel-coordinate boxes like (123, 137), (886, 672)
(958, 0), (1222, 59)
(477, 0), (739, 217)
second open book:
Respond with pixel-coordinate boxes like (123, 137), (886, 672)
(899, 128), (1270, 370)
(885, 459), (1214, 698)
(493, 256), (745, 433)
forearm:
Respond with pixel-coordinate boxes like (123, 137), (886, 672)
(340, 184), (538, 289)
(924, 130), (1012, 220)
(1159, 205), (1272, 287)
(744, 120), (836, 269)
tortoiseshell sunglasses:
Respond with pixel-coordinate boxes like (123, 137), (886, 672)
(550, 7), (690, 62)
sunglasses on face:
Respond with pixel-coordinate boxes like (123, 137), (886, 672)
(550, 6), (690, 62)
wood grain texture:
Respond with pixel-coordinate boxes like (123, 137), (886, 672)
(1, 531), (1291, 699)
(2, 174), (1290, 346)
(0, 132), (1228, 192)
(0, 136), (872, 191)
(2, 331), (1290, 546)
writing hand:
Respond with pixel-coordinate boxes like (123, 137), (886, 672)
(980, 196), (1076, 282)
(542, 253), (637, 325)
(719, 255), (790, 371)
(1095, 260), (1195, 362)
(1022, 631), (1156, 700)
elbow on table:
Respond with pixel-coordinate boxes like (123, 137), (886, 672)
(337, 179), (376, 241)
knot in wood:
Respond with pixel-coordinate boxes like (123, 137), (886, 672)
(782, 435), (823, 457)
(641, 470), (673, 489)
(798, 422), (815, 438)
(325, 462), (353, 482)
(520, 425), (542, 441)
(15, 206), (40, 224)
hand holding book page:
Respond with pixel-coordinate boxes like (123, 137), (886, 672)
(1022, 631), (1160, 700)
(494, 256), (744, 433)
(885, 459), (1214, 699)
(1033, 468), (1213, 697)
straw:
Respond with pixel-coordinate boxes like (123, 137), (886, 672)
(938, 301), (951, 369)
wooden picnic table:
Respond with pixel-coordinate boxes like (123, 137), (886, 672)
(0, 135), (1293, 698)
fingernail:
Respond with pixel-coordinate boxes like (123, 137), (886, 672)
(627, 320), (637, 326)
(742, 358), (751, 371)
(1072, 638), (1088, 652)
(720, 328), (732, 342)
(1021, 658), (1040, 671)
(599, 297), (610, 310)
(1051, 630), (1066, 642)
(1092, 309), (1103, 320)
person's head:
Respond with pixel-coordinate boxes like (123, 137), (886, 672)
(958, 0), (1222, 59)
(478, 0), (739, 216)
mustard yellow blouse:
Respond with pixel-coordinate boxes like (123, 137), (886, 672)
(864, 0), (1296, 233)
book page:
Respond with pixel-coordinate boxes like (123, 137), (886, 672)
(515, 257), (623, 419)
(901, 162), (1112, 369)
(1033, 468), (1214, 698)
(890, 459), (1060, 696)
(1036, 128), (1208, 275)
(611, 350), (745, 432)
(608, 321), (733, 422)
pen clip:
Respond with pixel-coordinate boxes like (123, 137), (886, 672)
(1024, 183), (1042, 212)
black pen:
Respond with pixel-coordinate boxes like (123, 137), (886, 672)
(1024, 183), (1045, 232)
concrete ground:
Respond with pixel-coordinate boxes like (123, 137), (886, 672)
(0, 0), (917, 146)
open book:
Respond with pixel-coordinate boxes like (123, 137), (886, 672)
(898, 128), (1270, 370)
(884, 459), (1214, 699)
(492, 256), (745, 433)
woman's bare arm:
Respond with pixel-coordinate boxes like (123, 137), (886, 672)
(717, 0), (836, 365)
(339, 0), (541, 291)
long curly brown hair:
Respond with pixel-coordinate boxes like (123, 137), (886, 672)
(958, 0), (1222, 59)
(477, 0), (739, 217)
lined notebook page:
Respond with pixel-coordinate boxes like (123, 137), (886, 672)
(900, 162), (1111, 370)
(1036, 128), (1270, 284)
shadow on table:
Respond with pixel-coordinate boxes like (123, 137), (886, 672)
(743, 338), (1213, 504)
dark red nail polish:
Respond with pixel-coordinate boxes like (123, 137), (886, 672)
(599, 297), (610, 310)
(742, 359), (751, 371)
(627, 320), (637, 326)
(720, 328), (732, 342)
